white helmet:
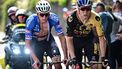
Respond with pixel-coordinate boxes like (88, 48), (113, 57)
(8, 6), (18, 16)
(35, 0), (51, 13)
(15, 9), (26, 16)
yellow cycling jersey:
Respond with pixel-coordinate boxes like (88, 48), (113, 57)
(66, 10), (104, 37)
(84, 11), (104, 37)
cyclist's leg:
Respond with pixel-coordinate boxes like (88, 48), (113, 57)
(47, 35), (62, 69)
(73, 37), (84, 69)
(32, 39), (47, 69)
(84, 40), (94, 62)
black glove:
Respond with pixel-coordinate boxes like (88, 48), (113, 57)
(101, 57), (108, 67)
(69, 58), (77, 65)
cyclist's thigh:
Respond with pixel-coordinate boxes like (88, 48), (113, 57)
(84, 41), (94, 61)
(47, 43), (60, 57)
(32, 38), (47, 62)
(73, 37), (84, 62)
(46, 36), (61, 61)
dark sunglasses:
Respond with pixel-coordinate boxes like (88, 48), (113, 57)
(39, 13), (49, 17)
(80, 6), (91, 11)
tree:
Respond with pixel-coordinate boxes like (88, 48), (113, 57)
(0, 0), (16, 31)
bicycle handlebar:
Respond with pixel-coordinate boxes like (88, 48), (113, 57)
(40, 61), (63, 65)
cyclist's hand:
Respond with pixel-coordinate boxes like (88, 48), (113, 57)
(32, 61), (41, 69)
(62, 58), (68, 65)
(101, 57), (108, 67)
(69, 58), (77, 65)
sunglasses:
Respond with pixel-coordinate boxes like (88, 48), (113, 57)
(80, 6), (91, 11)
(18, 16), (25, 19)
(39, 13), (49, 17)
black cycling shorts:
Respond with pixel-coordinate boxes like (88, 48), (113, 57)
(31, 34), (61, 63)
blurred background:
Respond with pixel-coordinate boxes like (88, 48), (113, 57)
(0, 0), (122, 32)
(0, 0), (122, 69)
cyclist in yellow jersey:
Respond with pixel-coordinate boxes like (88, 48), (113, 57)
(66, 0), (106, 69)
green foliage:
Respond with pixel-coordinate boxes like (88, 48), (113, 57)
(49, 0), (67, 7)
(49, 0), (58, 3)
(0, 0), (16, 31)
(28, 0), (39, 12)
(58, 0), (67, 7)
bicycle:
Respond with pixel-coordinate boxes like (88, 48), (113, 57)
(31, 52), (63, 69)
(66, 47), (108, 69)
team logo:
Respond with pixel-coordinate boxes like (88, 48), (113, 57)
(68, 16), (73, 22)
(95, 16), (100, 21)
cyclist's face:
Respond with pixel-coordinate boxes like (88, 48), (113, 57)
(37, 13), (49, 23)
(78, 6), (91, 19)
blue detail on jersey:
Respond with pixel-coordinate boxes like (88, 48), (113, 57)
(25, 12), (63, 40)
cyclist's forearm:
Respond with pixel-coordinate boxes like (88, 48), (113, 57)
(25, 40), (38, 61)
(66, 36), (76, 59)
(59, 36), (68, 59)
(99, 36), (106, 57)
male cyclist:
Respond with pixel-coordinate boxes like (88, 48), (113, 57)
(25, 0), (68, 69)
(4, 6), (18, 40)
(66, 0), (106, 69)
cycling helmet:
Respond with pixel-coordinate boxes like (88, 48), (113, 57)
(15, 9), (26, 17)
(77, 0), (92, 7)
(35, 0), (51, 13)
(8, 6), (18, 16)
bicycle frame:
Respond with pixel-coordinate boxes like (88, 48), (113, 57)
(42, 52), (63, 69)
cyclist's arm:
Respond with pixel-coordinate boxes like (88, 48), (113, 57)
(95, 18), (106, 58)
(66, 16), (76, 59)
(52, 14), (68, 59)
(25, 31), (40, 69)
(25, 15), (39, 63)
(25, 37), (39, 62)
(98, 36), (106, 58)
(66, 36), (76, 59)
(58, 34), (68, 59)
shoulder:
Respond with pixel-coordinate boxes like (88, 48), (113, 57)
(91, 11), (101, 22)
(26, 14), (38, 27)
(49, 12), (59, 22)
(67, 11), (76, 23)
(26, 14), (38, 23)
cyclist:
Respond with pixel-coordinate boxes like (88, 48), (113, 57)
(15, 9), (28, 23)
(4, 6), (18, 40)
(66, 0), (106, 68)
(25, 0), (68, 69)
